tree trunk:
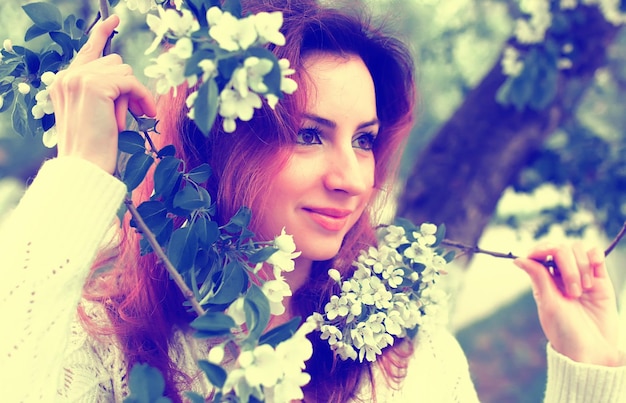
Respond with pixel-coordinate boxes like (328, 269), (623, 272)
(397, 6), (621, 251)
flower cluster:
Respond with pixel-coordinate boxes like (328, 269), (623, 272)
(142, 4), (297, 133)
(218, 316), (316, 403)
(312, 223), (452, 362)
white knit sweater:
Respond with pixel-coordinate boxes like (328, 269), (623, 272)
(1, 157), (625, 402)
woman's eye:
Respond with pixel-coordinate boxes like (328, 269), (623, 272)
(296, 127), (323, 145)
(353, 133), (376, 151)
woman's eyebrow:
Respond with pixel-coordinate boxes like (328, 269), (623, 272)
(302, 113), (380, 130)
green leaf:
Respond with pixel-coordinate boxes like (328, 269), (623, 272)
(118, 131), (146, 154)
(22, 3), (62, 31)
(433, 223), (446, 247)
(122, 152), (154, 191)
(210, 260), (246, 305)
(184, 392), (205, 403)
(23, 48), (40, 75)
(197, 360), (227, 388)
(157, 145), (176, 158)
(24, 25), (49, 41)
(223, 0), (242, 18)
(443, 250), (456, 263)
(190, 311), (236, 334)
(136, 117), (159, 132)
(184, 48), (215, 77)
(193, 78), (218, 136)
(134, 201), (169, 235)
(224, 206), (251, 234)
(39, 50), (63, 73)
(11, 98), (29, 137)
(49, 31), (75, 61)
(0, 58), (21, 78)
(154, 156), (182, 198)
(248, 246), (278, 264)
(173, 185), (207, 211)
(244, 284), (270, 342)
(124, 363), (172, 403)
(259, 316), (301, 347)
(167, 226), (198, 274)
(0, 90), (15, 113)
(187, 163), (212, 183)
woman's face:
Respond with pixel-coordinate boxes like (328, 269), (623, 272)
(261, 52), (378, 270)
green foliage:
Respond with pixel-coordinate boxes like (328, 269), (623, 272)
(125, 363), (172, 403)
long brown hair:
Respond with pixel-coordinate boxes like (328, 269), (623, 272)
(84, 1), (417, 401)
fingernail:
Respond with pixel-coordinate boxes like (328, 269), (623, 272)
(568, 282), (582, 298)
(582, 274), (592, 289)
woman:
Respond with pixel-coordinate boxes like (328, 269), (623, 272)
(1, 0), (624, 401)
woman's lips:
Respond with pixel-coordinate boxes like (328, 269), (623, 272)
(304, 207), (351, 232)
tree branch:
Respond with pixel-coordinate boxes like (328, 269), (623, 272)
(125, 199), (206, 316)
(442, 220), (626, 262)
(99, 0), (112, 55)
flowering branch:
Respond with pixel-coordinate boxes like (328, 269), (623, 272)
(95, 0), (207, 318)
(125, 199), (206, 316)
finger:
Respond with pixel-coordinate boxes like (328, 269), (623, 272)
(72, 15), (120, 66)
(572, 241), (592, 290)
(514, 257), (560, 302)
(115, 96), (129, 132)
(553, 245), (582, 298)
(588, 247), (608, 279)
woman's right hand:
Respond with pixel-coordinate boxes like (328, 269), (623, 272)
(49, 15), (157, 174)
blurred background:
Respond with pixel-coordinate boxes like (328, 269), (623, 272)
(1, 1), (626, 401)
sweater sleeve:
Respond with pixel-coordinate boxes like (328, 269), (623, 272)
(544, 343), (626, 403)
(0, 157), (127, 402)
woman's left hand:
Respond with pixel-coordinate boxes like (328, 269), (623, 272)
(514, 243), (622, 366)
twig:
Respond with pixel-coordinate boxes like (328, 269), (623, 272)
(125, 199), (206, 317)
(99, 0), (113, 56)
(604, 221), (626, 256)
(441, 240), (519, 260)
(442, 220), (626, 261)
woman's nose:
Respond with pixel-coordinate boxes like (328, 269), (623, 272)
(323, 144), (373, 196)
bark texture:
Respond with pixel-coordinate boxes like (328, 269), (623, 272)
(397, 6), (621, 250)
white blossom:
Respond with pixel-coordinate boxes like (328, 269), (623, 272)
(32, 89), (54, 119)
(560, 0), (578, 9)
(324, 295), (350, 320)
(124, 0), (154, 14)
(218, 87), (262, 133)
(266, 58), (298, 109)
(265, 227), (301, 275)
(17, 82), (30, 94)
(0, 94), (3, 110)
(208, 344), (225, 364)
(320, 324), (342, 345)
(207, 7), (257, 52)
(3, 39), (13, 52)
(501, 46), (524, 77)
(42, 125), (58, 148)
(261, 278), (292, 316)
(328, 268), (341, 282)
(514, 0), (551, 44)
(253, 11), (286, 46)
(226, 296), (246, 325)
(144, 38), (196, 95)
(145, 7), (200, 54)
